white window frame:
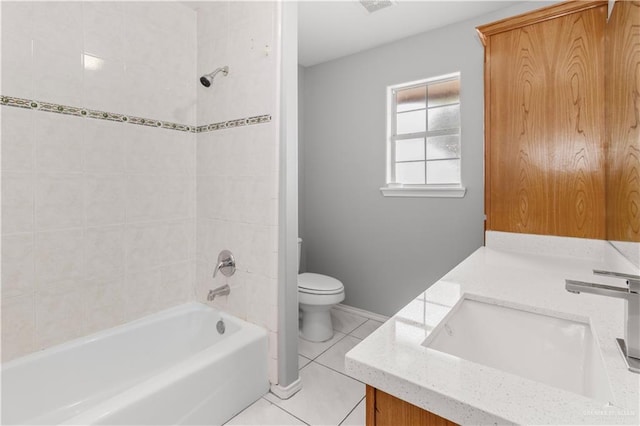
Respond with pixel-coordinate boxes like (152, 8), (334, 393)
(380, 72), (466, 198)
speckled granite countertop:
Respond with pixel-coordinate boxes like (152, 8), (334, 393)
(345, 232), (640, 425)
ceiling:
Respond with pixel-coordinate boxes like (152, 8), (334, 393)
(298, 1), (522, 67)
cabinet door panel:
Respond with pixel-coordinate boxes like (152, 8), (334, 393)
(606, 0), (640, 242)
(366, 386), (457, 426)
(488, 6), (606, 239)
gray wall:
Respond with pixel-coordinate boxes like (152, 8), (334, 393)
(298, 65), (307, 273)
(299, 2), (553, 316)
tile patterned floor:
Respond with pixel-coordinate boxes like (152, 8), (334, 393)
(224, 309), (383, 426)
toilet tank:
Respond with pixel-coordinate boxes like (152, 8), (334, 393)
(297, 238), (302, 274)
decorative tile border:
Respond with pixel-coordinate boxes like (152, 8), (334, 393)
(0, 95), (271, 133)
(195, 114), (272, 133)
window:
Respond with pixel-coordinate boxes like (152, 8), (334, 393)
(381, 73), (466, 198)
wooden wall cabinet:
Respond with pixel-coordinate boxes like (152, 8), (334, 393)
(478, 1), (608, 239)
(605, 0), (640, 242)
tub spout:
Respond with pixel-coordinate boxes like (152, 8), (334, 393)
(208, 284), (231, 301)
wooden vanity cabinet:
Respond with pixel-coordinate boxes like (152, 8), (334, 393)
(477, 1), (608, 239)
(365, 386), (457, 426)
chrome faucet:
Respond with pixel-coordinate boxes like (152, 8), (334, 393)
(207, 284), (231, 301)
(565, 270), (639, 373)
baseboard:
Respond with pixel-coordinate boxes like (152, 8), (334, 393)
(333, 303), (389, 323)
(269, 378), (302, 400)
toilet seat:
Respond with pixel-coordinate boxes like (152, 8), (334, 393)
(298, 273), (344, 295)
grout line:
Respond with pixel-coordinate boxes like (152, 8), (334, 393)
(303, 332), (348, 361)
(338, 395), (366, 426)
(310, 358), (365, 385)
(347, 319), (382, 339)
(259, 396), (311, 425)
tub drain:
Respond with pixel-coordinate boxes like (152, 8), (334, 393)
(216, 319), (225, 334)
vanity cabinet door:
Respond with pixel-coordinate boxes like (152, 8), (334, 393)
(478, 1), (607, 239)
(366, 386), (457, 426)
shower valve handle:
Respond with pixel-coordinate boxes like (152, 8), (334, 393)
(213, 250), (235, 278)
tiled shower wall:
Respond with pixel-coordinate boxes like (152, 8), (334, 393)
(194, 2), (280, 384)
(1, 1), (198, 361)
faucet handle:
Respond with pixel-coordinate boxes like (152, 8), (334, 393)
(213, 250), (236, 278)
(593, 270), (640, 293)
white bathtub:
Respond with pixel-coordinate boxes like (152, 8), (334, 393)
(1, 302), (269, 425)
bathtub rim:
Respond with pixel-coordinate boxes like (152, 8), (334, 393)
(1, 302), (254, 371)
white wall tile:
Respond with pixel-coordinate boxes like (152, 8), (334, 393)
(34, 111), (84, 173)
(194, 2), (279, 380)
(1, 33), (34, 99)
(35, 174), (84, 230)
(1, 106), (35, 172)
(268, 357), (278, 385)
(196, 176), (228, 220)
(85, 175), (126, 227)
(195, 261), (213, 302)
(2, 172), (34, 234)
(83, 55), (127, 113)
(1, 295), (36, 362)
(85, 226), (125, 282)
(1, 0), (199, 361)
(158, 261), (192, 309)
(158, 220), (194, 265)
(268, 330), (278, 360)
(241, 125), (278, 177)
(1, 0), (282, 367)
(1, 0), (34, 98)
(35, 229), (84, 285)
(125, 222), (162, 272)
(121, 61), (159, 119)
(83, 278), (125, 334)
(125, 128), (196, 175)
(2, 233), (35, 299)
(196, 2), (229, 42)
(35, 286), (85, 348)
(84, 119), (126, 173)
(196, 131), (226, 176)
(126, 175), (192, 222)
(123, 267), (162, 321)
(82, 2), (126, 61)
(1, 1), (34, 41)
(32, 43), (83, 106)
(31, 1), (83, 55)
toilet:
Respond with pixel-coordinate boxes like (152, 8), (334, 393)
(298, 238), (345, 342)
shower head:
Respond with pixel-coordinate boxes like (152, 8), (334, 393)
(200, 66), (229, 87)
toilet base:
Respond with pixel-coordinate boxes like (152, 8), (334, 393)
(299, 305), (334, 342)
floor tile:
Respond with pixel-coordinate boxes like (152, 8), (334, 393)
(340, 398), (365, 426)
(298, 355), (312, 370)
(298, 331), (345, 359)
(350, 319), (383, 340)
(331, 309), (368, 334)
(315, 335), (362, 376)
(264, 362), (365, 426)
(225, 398), (307, 425)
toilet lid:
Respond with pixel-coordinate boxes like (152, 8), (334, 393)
(298, 273), (344, 294)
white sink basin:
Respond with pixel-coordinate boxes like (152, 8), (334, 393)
(422, 295), (614, 403)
